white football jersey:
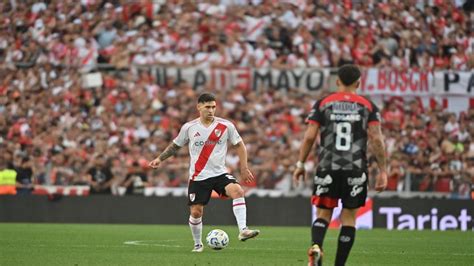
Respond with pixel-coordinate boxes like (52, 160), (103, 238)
(173, 117), (242, 181)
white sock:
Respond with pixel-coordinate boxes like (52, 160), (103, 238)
(189, 216), (202, 245)
(232, 197), (247, 232)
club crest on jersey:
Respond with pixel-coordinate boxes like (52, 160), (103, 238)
(214, 129), (222, 137)
(189, 193), (196, 202)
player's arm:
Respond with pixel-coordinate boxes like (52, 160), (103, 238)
(368, 123), (388, 192)
(148, 143), (182, 168)
(150, 123), (189, 168)
(159, 143), (182, 161)
(235, 140), (255, 183)
(292, 122), (319, 183)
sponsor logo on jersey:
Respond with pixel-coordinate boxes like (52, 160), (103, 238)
(347, 173), (367, 186)
(194, 140), (224, 146)
(194, 132), (201, 137)
(314, 174), (333, 185)
(350, 185), (364, 197)
(189, 193), (196, 202)
(330, 113), (361, 121)
(315, 185), (329, 195)
(331, 102), (361, 113)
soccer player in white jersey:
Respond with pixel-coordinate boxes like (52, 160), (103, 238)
(149, 92), (260, 252)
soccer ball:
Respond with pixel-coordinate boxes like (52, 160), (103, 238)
(206, 229), (229, 250)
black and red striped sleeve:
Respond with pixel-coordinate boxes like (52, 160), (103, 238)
(368, 100), (381, 126)
(306, 100), (323, 126)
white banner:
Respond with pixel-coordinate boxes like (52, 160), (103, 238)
(153, 66), (329, 91)
(359, 68), (433, 95)
(150, 66), (472, 112)
(432, 71), (474, 95)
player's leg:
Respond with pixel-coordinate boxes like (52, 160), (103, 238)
(216, 174), (259, 241)
(310, 207), (333, 265)
(224, 183), (246, 229)
(309, 171), (339, 266)
(309, 206), (335, 266)
(336, 170), (368, 264)
(188, 179), (213, 252)
(313, 207), (333, 246)
(225, 182), (260, 241)
(335, 208), (358, 266)
(189, 204), (204, 252)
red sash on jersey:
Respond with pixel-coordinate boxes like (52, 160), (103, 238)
(247, 18), (265, 38)
(300, 43), (309, 58)
(235, 44), (247, 64)
(191, 123), (227, 180)
(81, 48), (95, 65)
(257, 49), (272, 67)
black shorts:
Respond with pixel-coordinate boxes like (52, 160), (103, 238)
(311, 170), (368, 209)
(187, 173), (238, 206)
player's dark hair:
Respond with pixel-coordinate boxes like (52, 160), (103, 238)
(338, 64), (361, 86)
(198, 92), (216, 103)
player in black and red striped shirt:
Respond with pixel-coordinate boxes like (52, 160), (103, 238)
(293, 65), (388, 266)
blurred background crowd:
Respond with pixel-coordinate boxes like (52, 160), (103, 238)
(1, 0), (474, 70)
(0, 0), (473, 197)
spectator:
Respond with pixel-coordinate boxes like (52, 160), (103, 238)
(120, 161), (148, 195)
(387, 159), (404, 191)
(433, 162), (454, 192)
(86, 155), (116, 194)
(444, 113), (460, 134)
(0, 1), (472, 197)
(14, 155), (34, 195)
(0, 153), (17, 195)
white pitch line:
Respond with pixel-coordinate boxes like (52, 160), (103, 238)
(123, 240), (302, 251)
(123, 240), (182, 248)
(123, 240), (474, 255)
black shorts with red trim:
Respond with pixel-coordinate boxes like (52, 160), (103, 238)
(311, 169), (368, 209)
(187, 173), (238, 206)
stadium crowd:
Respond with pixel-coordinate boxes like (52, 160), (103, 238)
(1, 0), (474, 70)
(0, 0), (473, 197)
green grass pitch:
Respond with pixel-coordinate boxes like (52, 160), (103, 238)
(0, 223), (472, 265)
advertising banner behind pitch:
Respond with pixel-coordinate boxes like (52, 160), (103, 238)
(373, 198), (473, 231)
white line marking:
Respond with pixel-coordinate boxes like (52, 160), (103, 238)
(123, 240), (299, 251)
(124, 240), (182, 248)
(123, 240), (474, 255)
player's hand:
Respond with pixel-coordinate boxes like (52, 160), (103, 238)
(241, 167), (255, 183)
(375, 171), (388, 192)
(148, 158), (161, 169)
(292, 167), (305, 186)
